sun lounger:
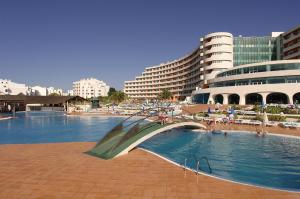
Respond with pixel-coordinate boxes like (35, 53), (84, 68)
(265, 121), (278, 127)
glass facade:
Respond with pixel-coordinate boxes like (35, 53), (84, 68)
(193, 93), (210, 104)
(210, 76), (300, 87)
(233, 36), (277, 66)
(216, 63), (300, 78)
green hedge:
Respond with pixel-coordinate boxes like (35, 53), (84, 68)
(267, 115), (286, 122)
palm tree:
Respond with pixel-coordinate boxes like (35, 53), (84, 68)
(108, 87), (117, 97)
(158, 89), (172, 101)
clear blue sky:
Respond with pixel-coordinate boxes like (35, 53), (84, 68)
(1, 0), (299, 90)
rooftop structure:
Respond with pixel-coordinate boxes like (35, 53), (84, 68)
(0, 95), (90, 112)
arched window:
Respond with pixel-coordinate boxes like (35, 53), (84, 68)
(293, 93), (300, 104)
(246, 93), (262, 105)
(214, 94), (224, 104)
(228, 94), (240, 105)
(266, 93), (289, 104)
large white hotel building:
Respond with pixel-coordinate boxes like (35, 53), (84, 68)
(124, 24), (300, 105)
(73, 78), (110, 99)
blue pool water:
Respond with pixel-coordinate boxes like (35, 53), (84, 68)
(140, 129), (300, 191)
(1, 112), (300, 191)
(0, 112), (124, 144)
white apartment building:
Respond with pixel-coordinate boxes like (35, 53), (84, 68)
(0, 79), (29, 95)
(73, 78), (110, 99)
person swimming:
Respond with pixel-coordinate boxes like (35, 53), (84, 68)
(256, 131), (261, 136)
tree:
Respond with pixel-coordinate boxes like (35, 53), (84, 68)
(108, 87), (117, 97)
(48, 93), (60, 96)
(98, 96), (110, 105)
(109, 91), (127, 104)
(158, 89), (172, 101)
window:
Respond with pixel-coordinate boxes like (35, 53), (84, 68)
(268, 78), (285, 84)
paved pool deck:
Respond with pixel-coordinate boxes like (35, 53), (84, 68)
(0, 142), (299, 199)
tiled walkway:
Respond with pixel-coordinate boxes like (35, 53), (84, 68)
(0, 142), (299, 199)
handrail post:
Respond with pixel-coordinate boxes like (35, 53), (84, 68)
(196, 160), (199, 175)
(184, 158), (187, 171)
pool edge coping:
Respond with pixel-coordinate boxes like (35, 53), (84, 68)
(137, 147), (300, 194)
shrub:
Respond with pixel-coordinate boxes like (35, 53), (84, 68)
(241, 115), (263, 121)
(268, 115), (286, 122)
(253, 115), (263, 122)
(197, 112), (209, 117)
(231, 105), (241, 110)
(283, 108), (299, 114)
(252, 105), (261, 112)
(234, 114), (238, 120)
(266, 106), (283, 114)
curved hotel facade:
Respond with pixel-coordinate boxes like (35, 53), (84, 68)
(193, 60), (300, 105)
(124, 32), (234, 100)
(124, 48), (201, 100)
(124, 25), (300, 104)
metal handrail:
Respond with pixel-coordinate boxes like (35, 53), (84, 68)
(183, 156), (212, 174)
(198, 156), (212, 174)
(183, 157), (193, 171)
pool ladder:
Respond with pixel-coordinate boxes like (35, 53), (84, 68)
(184, 156), (212, 174)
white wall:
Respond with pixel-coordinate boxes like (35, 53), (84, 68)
(31, 86), (47, 96)
(0, 79), (29, 95)
(73, 78), (110, 99)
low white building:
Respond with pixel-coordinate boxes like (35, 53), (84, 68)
(30, 86), (48, 96)
(0, 79), (66, 96)
(73, 78), (110, 99)
(0, 79), (29, 95)
(47, 87), (63, 96)
(67, 90), (74, 96)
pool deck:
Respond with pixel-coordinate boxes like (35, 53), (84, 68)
(202, 122), (300, 137)
(0, 142), (299, 199)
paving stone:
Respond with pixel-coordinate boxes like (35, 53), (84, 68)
(0, 142), (299, 199)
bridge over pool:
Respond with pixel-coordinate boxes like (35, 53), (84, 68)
(86, 113), (206, 159)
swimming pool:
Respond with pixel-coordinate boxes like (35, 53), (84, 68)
(1, 112), (300, 191)
(0, 112), (125, 144)
(139, 129), (300, 192)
